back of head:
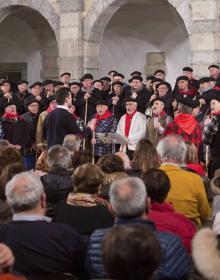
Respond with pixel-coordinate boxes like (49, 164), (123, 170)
(110, 177), (147, 218)
(97, 154), (124, 174)
(47, 145), (71, 170)
(142, 168), (170, 203)
(5, 171), (44, 213)
(133, 139), (160, 172)
(157, 135), (187, 164)
(185, 141), (198, 163)
(71, 150), (92, 169)
(55, 87), (70, 105)
(0, 147), (22, 175)
(63, 134), (81, 154)
(177, 103), (193, 114)
(73, 163), (104, 194)
(102, 224), (161, 280)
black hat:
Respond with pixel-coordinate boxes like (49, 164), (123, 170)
(108, 70), (117, 75)
(53, 81), (64, 87)
(60, 72), (71, 78)
(17, 80), (29, 86)
(112, 81), (124, 87)
(208, 64), (219, 70)
(210, 77), (216, 82)
(125, 98), (138, 103)
(100, 76), (111, 82)
(93, 79), (103, 85)
(199, 77), (211, 84)
(113, 73), (124, 79)
(69, 80), (81, 87)
(130, 75), (143, 82)
(81, 73), (93, 81)
(131, 71), (142, 76)
(146, 75), (155, 81)
(150, 97), (166, 107)
(42, 79), (54, 86)
(24, 96), (39, 107)
(154, 69), (165, 75)
(0, 79), (10, 86)
(152, 78), (163, 83)
(176, 76), (189, 83)
(128, 78), (132, 83)
(156, 81), (171, 89)
(95, 100), (109, 106)
(45, 95), (56, 108)
(176, 95), (199, 108)
(2, 99), (17, 109)
(29, 81), (42, 89)
(209, 92), (220, 103)
(182, 67), (193, 72)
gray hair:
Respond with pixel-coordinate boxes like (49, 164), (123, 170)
(5, 171), (44, 212)
(63, 134), (81, 153)
(156, 135), (187, 164)
(47, 145), (71, 169)
(110, 177), (147, 218)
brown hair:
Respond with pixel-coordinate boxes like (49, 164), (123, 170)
(72, 163), (104, 194)
(185, 141), (198, 163)
(0, 147), (22, 175)
(97, 155), (124, 174)
(132, 139), (160, 172)
(71, 150), (92, 169)
(36, 150), (49, 172)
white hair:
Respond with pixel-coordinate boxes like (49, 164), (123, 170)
(156, 135), (187, 164)
(5, 171), (44, 212)
(110, 177), (147, 218)
(47, 145), (71, 169)
(63, 134), (81, 153)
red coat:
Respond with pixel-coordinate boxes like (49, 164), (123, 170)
(147, 202), (196, 253)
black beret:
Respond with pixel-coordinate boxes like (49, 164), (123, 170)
(42, 80), (54, 86)
(156, 81), (171, 89)
(208, 64), (219, 70)
(152, 78), (163, 83)
(2, 99), (17, 109)
(53, 81), (64, 87)
(81, 73), (93, 81)
(130, 75), (143, 82)
(93, 79), (103, 85)
(113, 73), (124, 79)
(209, 92), (220, 103)
(45, 95), (56, 108)
(0, 79), (10, 86)
(154, 69), (165, 75)
(100, 76), (111, 82)
(176, 76), (189, 83)
(112, 81), (124, 87)
(60, 72), (71, 78)
(182, 67), (193, 72)
(29, 81), (42, 88)
(146, 75), (155, 81)
(176, 95), (199, 108)
(108, 70), (117, 75)
(17, 80), (29, 86)
(95, 100), (109, 106)
(199, 77), (211, 84)
(125, 98), (138, 103)
(69, 80), (81, 87)
(128, 78), (132, 83)
(24, 96), (39, 107)
(131, 71), (142, 76)
(150, 97), (166, 107)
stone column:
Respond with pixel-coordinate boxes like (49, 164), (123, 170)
(190, 0), (219, 77)
(59, 0), (83, 79)
(144, 52), (166, 76)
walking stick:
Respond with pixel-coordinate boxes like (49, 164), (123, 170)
(92, 130), (95, 164)
(83, 98), (88, 150)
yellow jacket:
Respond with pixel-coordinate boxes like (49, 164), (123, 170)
(160, 164), (211, 225)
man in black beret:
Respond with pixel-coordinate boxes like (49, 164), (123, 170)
(14, 80), (31, 114)
(154, 69), (165, 81)
(164, 95), (202, 150)
(182, 66), (199, 91)
(29, 82), (45, 113)
(130, 71), (142, 76)
(60, 72), (71, 86)
(100, 77), (112, 97)
(174, 75), (196, 99)
(0, 80), (20, 116)
(53, 81), (64, 91)
(124, 75), (151, 114)
(42, 80), (54, 98)
(108, 70), (118, 81)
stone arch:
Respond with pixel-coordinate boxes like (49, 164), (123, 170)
(83, 0), (191, 81)
(0, 0), (59, 81)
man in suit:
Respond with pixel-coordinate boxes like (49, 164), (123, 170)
(116, 98), (147, 159)
(0, 171), (86, 278)
(44, 87), (94, 148)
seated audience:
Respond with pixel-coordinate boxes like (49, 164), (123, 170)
(142, 168), (196, 253)
(71, 150), (92, 169)
(0, 147), (23, 175)
(102, 224), (161, 280)
(54, 163), (114, 236)
(63, 134), (81, 155)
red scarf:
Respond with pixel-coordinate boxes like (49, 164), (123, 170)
(179, 89), (195, 96)
(47, 107), (53, 113)
(214, 86), (220, 91)
(95, 110), (112, 127)
(212, 110), (220, 116)
(153, 110), (166, 118)
(2, 112), (21, 120)
(125, 111), (136, 137)
(174, 113), (197, 135)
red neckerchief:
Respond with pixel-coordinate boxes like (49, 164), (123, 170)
(153, 110), (166, 118)
(211, 110), (220, 116)
(214, 86), (220, 91)
(47, 107), (53, 113)
(95, 110), (112, 127)
(174, 113), (197, 135)
(2, 112), (21, 121)
(179, 89), (195, 96)
(125, 111), (137, 137)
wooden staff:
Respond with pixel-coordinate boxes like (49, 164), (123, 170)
(83, 98), (88, 150)
(92, 130), (95, 164)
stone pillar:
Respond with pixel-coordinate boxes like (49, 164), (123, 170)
(59, 0), (83, 79)
(190, 0), (219, 77)
(144, 52), (166, 76)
